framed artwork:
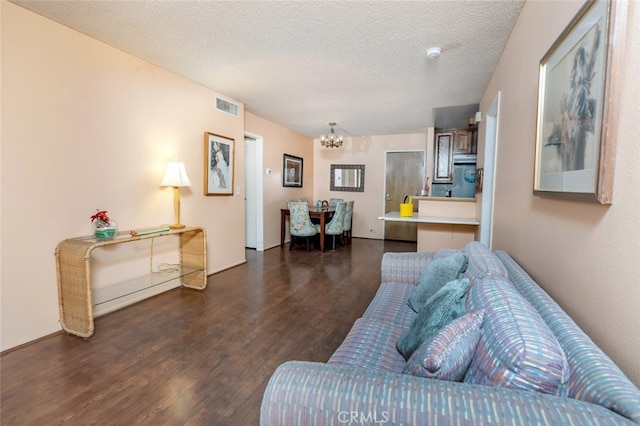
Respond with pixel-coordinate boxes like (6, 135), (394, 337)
(204, 132), (234, 195)
(533, 0), (627, 204)
(282, 154), (303, 187)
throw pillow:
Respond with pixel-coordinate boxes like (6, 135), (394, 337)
(403, 309), (484, 381)
(397, 277), (470, 360)
(408, 251), (469, 313)
(463, 275), (571, 396)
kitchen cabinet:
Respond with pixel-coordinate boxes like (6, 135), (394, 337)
(434, 132), (454, 183)
(433, 127), (478, 183)
(453, 129), (474, 154)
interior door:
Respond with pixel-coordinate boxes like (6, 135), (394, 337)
(384, 151), (425, 241)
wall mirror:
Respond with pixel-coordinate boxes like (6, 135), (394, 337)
(330, 164), (365, 192)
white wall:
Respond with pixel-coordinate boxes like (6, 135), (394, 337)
(481, 0), (640, 385)
(1, 3), (246, 350)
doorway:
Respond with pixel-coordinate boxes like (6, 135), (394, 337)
(384, 150), (425, 241)
(244, 133), (264, 251)
(480, 92), (500, 248)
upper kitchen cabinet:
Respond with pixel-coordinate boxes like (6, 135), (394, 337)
(433, 127), (478, 183)
(434, 131), (454, 182)
(452, 127), (477, 155)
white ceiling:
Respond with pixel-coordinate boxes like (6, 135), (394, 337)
(12, 0), (524, 138)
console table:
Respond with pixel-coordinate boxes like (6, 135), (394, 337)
(55, 226), (207, 338)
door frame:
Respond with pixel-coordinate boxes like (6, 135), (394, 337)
(479, 92), (501, 249)
(383, 149), (426, 240)
(244, 132), (265, 251)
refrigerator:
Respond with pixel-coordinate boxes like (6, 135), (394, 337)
(452, 163), (477, 198)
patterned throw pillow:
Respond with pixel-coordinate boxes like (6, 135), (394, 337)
(462, 241), (509, 281)
(397, 278), (470, 360)
(463, 275), (570, 396)
(408, 251), (468, 313)
(403, 310), (484, 381)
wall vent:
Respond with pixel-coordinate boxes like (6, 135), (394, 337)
(216, 97), (239, 117)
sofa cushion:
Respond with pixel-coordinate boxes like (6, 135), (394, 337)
(328, 318), (407, 373)
(397, 278), (470, 360)
(408, 250), (468, 313)
(463, 275), (570, 396)
(362, 282), (418, 329)
(403, 309), (484, 381)
(462, 241), (508, 282)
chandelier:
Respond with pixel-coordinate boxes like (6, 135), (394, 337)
(320, 122), (343, 148)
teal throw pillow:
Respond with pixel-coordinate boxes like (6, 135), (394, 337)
(408, 251), (468, 313)
(403, 309), (484, 381)
(397, 277), (471, 360)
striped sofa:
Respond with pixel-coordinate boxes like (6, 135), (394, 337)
(261, 242), (640, 425)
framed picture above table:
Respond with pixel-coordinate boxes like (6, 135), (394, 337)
(533, 0), (628, 204)
(283, 154), (303, 187)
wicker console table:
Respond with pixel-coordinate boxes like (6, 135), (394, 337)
(55, 226), (207, 338)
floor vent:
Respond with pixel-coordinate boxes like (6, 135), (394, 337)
(216, 97), (239, 117)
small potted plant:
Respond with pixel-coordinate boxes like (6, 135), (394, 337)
(90, 209), (117, 240)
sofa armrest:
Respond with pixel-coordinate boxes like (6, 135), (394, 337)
(261, 361), (635, 425)
(380, 251), (433, 285)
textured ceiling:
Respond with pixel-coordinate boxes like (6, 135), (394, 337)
(12, 0), (524, 138)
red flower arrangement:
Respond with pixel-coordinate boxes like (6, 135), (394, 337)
(91, 209), (117, 240)
(90, 210), (111, 227)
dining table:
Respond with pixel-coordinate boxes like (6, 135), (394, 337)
(280, 206), (335, 252)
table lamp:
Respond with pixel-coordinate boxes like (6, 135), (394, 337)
(160, 161), (191, 229)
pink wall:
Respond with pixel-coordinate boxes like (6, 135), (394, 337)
(313, 133), (428, 240)
(1, 3), (247, 349)
(481, 0), (640, 385)
(245, 112), (314, 249)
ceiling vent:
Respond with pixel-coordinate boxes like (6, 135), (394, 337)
(215, 97), (239, 117)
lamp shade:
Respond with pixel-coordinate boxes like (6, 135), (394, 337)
(160, 161), (192, 187)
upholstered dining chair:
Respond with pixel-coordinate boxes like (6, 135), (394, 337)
(329, 198), (344, 208)
(324, 201), (347, 250)
(342, 201), (354, 244)
(288, 201), (320, 251)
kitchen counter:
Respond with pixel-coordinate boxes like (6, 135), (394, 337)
(383, 196), (479, 252)
(413, 196), (476, 202)
(378, 212), (479, 226)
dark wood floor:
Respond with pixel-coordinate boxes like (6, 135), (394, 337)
(1, 238), (416, 425)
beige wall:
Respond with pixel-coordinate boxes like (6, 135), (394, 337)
(1, 3), (247, 350)
(481, 0), (640, 385)
(245, 112), (314, 249)
(313, 133), (428, 240)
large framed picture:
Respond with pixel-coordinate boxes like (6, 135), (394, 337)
(282, 154), (303, 187)
(533, 0), (627, 204)
(204, 132), (234, 196)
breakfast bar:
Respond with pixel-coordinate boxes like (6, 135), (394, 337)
(378, 196), (479, 252)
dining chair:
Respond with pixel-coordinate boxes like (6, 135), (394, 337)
(342, 201), (354, 244)
(324, 201), (347, 250)
(329, 198), (344, 208)
(288, 201), (320, 251)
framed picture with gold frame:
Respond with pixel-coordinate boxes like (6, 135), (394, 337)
(204, 132), (234, 196)
(533, 0), (627, 204)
